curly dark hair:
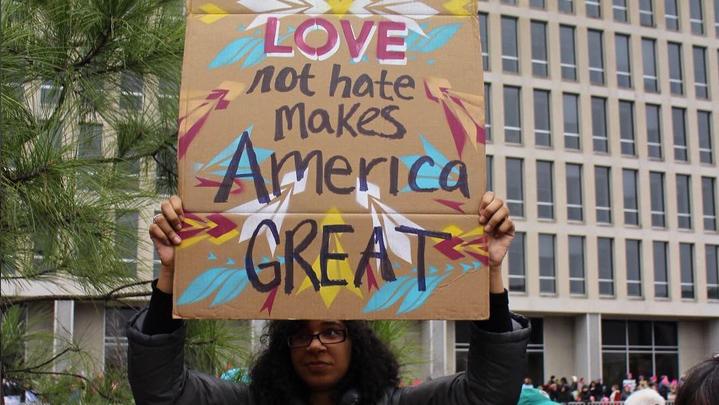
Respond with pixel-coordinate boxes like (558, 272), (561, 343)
(249, 320), (400, 405)
(675, 355), (719, 405)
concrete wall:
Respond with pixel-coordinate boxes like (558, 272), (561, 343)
(678, 321), (707, 376)
(73, 303), (105, 375)
(543, 316), (575, 379)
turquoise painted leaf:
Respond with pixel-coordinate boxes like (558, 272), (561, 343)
(209, 37), (256, 69)
(397, 274), (448, 314)
(412, 24), (462, 53)
(177, 267), (235, 305)
(363, 276), (415, 313)
(241, 38), (266, 68)
(211, 270), (249, 306)
(405, 23), (428, 50)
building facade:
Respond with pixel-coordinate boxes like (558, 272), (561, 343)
(3, 0), (718, 389)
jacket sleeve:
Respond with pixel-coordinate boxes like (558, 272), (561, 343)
(126, 308), (250, 405)
(397, 314), (530, 405)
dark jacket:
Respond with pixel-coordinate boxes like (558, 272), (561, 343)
(127, 309), (530, 405)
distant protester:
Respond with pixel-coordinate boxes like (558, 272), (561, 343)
(675, 354), (719, 405)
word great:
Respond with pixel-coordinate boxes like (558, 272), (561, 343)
(245, 218), (451, 294)
(264, 17), (407, 65)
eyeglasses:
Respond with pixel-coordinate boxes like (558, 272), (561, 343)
(288, 329), (348, 348)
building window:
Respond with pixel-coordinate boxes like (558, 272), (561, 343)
(487, 155), (494, 192)
(680, 243), (695, 299)
(588, 29), (605, 85)
(480, 13), (489, 72)
(665, 0), (679, 30)
(157, 78), (178, 113)
(690, 0), (704, 35)
(693, 47), (709, 99)
(105, 306), (138, 371)
(642, 38), (658, 92)
(559, 0), (574, 13)
(615, 33), (632, 88)
(653, 241), (669, 298)
(531, 21), (549, 77)
(703, 176), (717, 231)
(506, 158), (524, 217)
(569, 235), (586, 295)
(115, 210), (139, 276)
(672, 107), (688, 162)
(586, 0), (602, 18)
(504, 86), (522, 144)
(77, 123), (102, 159)
(560, 25), (577, 80)
(598, 237), (615, 296)
(715, 0), (719, 36)
(501, 16), (519, 73)
(626, 239), (643, 297)
(530, 0), (545, 9)
(595, 166), (612, 224)
(650, 172), (666, 227)
(646, 104), (663, 159)
(602, 320), (678, 388)
(566, 163), (584, 221)
(533, 89), (551, 147)
(508, 232), (526, 292)
(563, 93), (580, 150)
(668, 42), (684, 95)
(639, 0), (654, 26)
(155, 147), (175, 195)
(484, 83), (492, 141)
(676, 174), (692, 229)
(119, 72), (144, 111)
(623, 169), (639, 226)
(592, 97), (608, 153)
(619, 100), (635, 156)
(698, 111), (713, 164)
(613, 0), (628, 22)
(707, 245), (719, 299)
(40, 80), (63, 110)
(537, 161), (555, 219)
(539, 233), (556, 294)
(501, 0), (517, 4)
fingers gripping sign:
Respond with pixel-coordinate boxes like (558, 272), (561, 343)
(150, 195), (185, 293)
(478, 191), (515, 268)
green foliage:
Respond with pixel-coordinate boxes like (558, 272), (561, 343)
(0, 0), (183, 289)
(185, 320), (253, 377)
(370, 320), (425, 381)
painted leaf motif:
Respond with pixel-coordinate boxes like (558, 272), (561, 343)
(363, 276), (415, 313)
(397, 274), (448, 314)
(211, 270), (249, 306)
(209, 37), (257, 69)
(408, 24), (461, 53)
(242, 37), (268, 68)
(177, 267), (235, 305)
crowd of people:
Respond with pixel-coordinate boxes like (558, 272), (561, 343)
(522, 373), (679, 403)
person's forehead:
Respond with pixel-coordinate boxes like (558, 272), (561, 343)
(303, 320), (345, 329)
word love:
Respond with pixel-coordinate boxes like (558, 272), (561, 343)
(264, 17), (407, 65)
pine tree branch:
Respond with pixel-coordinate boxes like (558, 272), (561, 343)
(4, 370), (115, 402)
(6, 347), (79, 373)
(1, 284), (153, 305)
(73, 28), (111, 69)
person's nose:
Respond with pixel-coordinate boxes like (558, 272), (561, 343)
(306, 335), (327, 352)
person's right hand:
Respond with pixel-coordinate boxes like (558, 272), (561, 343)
(149, 195), (184, 294)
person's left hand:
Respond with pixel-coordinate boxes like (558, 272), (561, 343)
(478, 191), (515, 268)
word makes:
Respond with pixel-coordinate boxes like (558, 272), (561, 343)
(245, 219), (451, 294)
(264, 17), (407, 65)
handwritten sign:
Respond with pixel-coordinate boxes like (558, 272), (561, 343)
(175, 0), (487, 319)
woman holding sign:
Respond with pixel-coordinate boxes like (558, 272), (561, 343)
(127, 192), (530, 405)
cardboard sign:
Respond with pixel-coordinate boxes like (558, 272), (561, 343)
(174, 0), (487, 320)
